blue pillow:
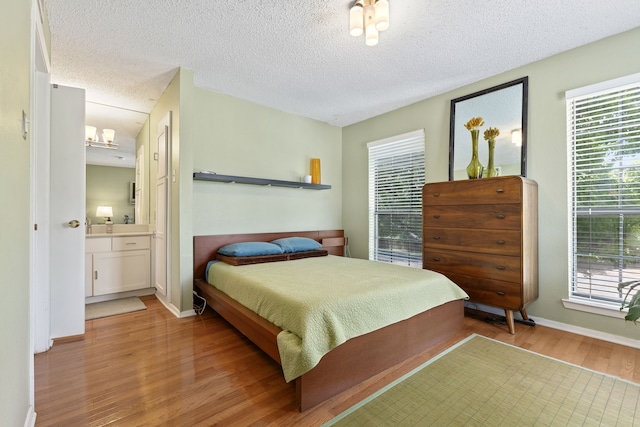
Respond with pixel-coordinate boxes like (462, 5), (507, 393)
(217, 241), (284, 257)
(271, 237), (322, 253)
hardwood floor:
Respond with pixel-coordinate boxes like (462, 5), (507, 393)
(34, 296), (640, 426)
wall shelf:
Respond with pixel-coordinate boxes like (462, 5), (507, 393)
(193, 172), (331, 190)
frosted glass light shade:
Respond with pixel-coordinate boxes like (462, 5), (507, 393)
(375, 0), (389, 31)
(511, 129), (522, 146)
(85, 126), (97, 141)
(102, 129), (115, 143)
(364, 4), (378, 46)
(365, 22), (378, 46)
(349, 5), (363, 36)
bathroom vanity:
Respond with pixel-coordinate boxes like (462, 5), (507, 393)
(85, 225), (153, 300)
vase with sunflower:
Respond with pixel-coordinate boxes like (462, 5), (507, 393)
(464, 117), (484, 179)
(483, 127), (500, 178)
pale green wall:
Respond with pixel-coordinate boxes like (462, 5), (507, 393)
(342, 27), (640, 340)
(148, 67), (343, 313)
(170, 68), (343, 314)
(0, 0), (43, 424)
(190, 83), (343, 236)
(86, 164), (135, 224)
(148, 68), (182, 310)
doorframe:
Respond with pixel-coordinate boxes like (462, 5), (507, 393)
(31, 25), (51, 353)
(154, 112), (172, 305)
(30, 0), (51, 420)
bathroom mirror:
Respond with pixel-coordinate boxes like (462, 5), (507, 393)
(449, 77), (528, 180)
(85, 102), (150, 225)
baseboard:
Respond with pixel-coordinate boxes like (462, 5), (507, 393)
(24, 406), (36, 427)
(85, 287), (156, 304)
(465, 301), (640, 349)
(533, 317), (640, 349)
(179, 309), (196, 318)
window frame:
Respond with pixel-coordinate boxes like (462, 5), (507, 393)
(566, 72), (640, 313)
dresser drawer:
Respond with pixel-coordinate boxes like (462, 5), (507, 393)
(440, 272), (523, 310)
(423, 228), (521, 256)
(112, 235), (150, 251)
(423, 204), (522, 230)
(423, 176), (522, 206)
(424, 249), (521, 283)
(86, 237), (111, 253)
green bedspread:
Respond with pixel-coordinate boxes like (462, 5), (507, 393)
(207, 255), (468, 382)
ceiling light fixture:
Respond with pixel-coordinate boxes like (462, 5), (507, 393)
(85, 125), (118, 149)
(350, 0), (389, 46)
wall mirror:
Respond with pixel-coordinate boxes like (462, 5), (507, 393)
(449, 77), (528, 180)
(85, 102), (150, 225)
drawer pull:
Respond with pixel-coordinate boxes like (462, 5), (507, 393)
(496, 188), (505, 194)
(496, 265), (506, 270)
(433, 214), (440, 219)
(496, 291), (505, 296)
(432, 236), (440, 240)
(432, 257), (441, 262)
(126, 242), (136, 245)
(432, 192), (440, 197)
(496, 214), (505, 220)
(95, 271), (98, 280)
(496, 240), (505, 245)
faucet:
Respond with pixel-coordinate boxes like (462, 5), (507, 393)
(123, 215), (130, 224)
(86, 217), (92, 234)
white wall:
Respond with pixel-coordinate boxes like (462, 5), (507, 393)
(342, 27), (640, 340)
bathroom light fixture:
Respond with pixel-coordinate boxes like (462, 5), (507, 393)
(350, 0), (389, 46)
(96, 206), (113, 224)
(85, 125), (118, 149)
(511, 129), (522, 146)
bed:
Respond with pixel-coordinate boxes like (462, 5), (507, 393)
(193, 230), (467, 412)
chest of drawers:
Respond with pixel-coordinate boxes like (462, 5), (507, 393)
(422, 176), (538, 334)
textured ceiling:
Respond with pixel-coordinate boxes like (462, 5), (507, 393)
(47, 0), (640, 133)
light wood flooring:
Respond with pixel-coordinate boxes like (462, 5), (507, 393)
(34, 295), (640, 426)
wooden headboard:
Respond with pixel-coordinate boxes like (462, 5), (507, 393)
(193, 230), (345, 281)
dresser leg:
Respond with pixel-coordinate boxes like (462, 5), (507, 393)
(505, 310), (516, 334)
(519, 309), (530, 321)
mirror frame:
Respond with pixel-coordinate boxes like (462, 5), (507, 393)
(448, 76), (528, 181)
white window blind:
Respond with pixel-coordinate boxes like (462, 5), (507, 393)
(567, 73), (640, 306)
(367, 130), (425, 267)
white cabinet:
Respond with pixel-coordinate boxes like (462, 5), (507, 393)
(85, 235), (151, 297)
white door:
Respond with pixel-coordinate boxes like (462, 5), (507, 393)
(154, 113), (170, 297)
(49, 84), (85, 339)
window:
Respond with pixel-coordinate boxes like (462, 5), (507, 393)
(368, 130), (425, 267)
(567, 73), (640, 307)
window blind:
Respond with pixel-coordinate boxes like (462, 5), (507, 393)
(567, 73), (640, 305)
(367, 130), (425, 267)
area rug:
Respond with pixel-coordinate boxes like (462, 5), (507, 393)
(85, 297), (146, 320)
(324, 334), (640, 426)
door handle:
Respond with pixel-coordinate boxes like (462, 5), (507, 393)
(68, 219), (81, 228)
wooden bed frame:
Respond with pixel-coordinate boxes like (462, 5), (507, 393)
(193, 230), (464, 412)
